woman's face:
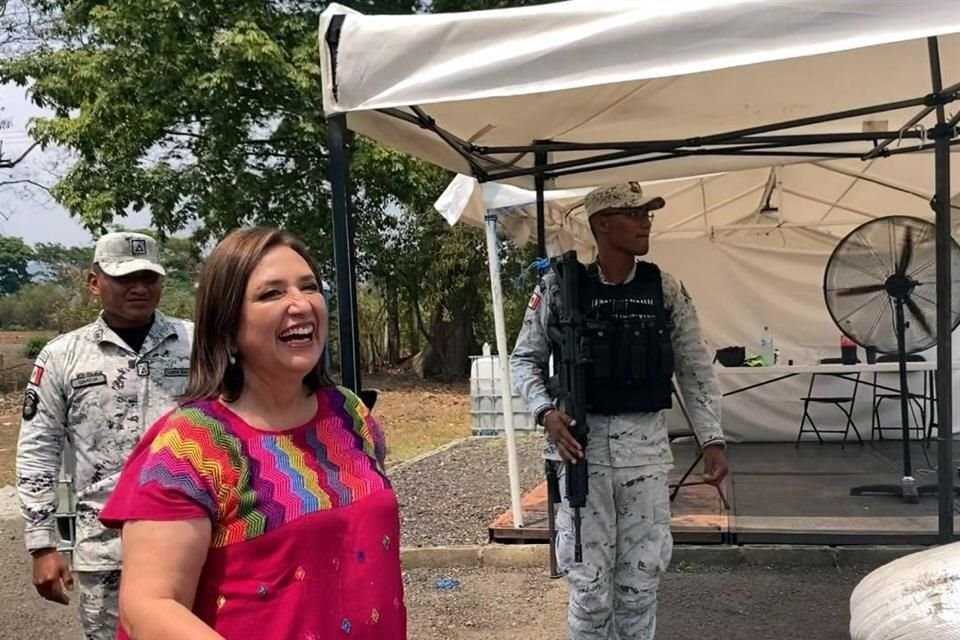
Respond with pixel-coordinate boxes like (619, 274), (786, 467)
(234, 245), (327, 383)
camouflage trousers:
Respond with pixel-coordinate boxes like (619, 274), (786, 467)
(554, 462), (673, 640)
(76, 571), (121, 640)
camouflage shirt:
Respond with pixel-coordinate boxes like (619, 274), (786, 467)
(16, 311), (193, 571)
(510, 261), (724, 467)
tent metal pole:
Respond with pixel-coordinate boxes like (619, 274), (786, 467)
(535, 150), (562, 579)
(534, 150), (861, 183)
(490, 142), (862, 183)
(815, 162), (939, 202)
(780, 188), (879, 219)
(861, 106), (936, 160)
(928, 36), (955, 543)
(327, 113), (362, 394)
(652, 183), (766, 237)
(699, 219), (881, 233)
(478, 130), (931, 155)
(883, 138), (960, 157)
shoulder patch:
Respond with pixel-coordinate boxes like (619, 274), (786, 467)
(22, 389), (39, 421)
(29, 366), (44, 387)
(528, 292), (542, 310)
(71, 371), (108, 390)
(36, 349), (50, 364)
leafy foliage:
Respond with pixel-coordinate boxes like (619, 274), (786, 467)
(0, 0), (546, 377)
(22, 334), (48, 357)
(0, 234), (33, 294)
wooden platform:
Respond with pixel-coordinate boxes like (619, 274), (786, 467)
(489, 440), (960, 546)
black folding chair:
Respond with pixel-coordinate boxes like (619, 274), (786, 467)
(870, 354), (931, 444)
(795, 357), (863, 447)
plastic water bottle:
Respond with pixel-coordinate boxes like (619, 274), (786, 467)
(760, 326), (774, 366)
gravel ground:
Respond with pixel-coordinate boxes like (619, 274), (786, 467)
(0, 512), (869, 640)
(0, 434), (870, 639)
(405, 564), (868, 640)
(390, 433), (546, 547)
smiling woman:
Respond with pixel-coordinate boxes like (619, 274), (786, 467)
(97, 227), (406, 640)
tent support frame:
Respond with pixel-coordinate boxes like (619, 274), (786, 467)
(928, 36), (955, 543)
(325, 26), (959, 541)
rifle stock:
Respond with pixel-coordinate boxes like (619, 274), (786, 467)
(549, 250), (590, 563)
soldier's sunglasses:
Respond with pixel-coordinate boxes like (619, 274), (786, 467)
(598, 208), (656, 221)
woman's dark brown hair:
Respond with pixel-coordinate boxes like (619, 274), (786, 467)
(181, 226), (334, 403)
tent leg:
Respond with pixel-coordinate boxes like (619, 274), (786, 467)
(928, 36), (955, 543)
(485, 212), (524, 529)
(533, 152), (560, 572)
(328, 114), (362, 393)
(545, 460), (561, 578)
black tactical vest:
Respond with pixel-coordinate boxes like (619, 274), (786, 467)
(580, 261), (674, 414)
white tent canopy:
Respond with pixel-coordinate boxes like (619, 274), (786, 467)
(319, 0), (960, 189)
(436, 156), (960, 264)
(319, 0), (960, 532)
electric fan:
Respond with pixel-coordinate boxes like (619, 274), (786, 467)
(823, 215), (960, 503)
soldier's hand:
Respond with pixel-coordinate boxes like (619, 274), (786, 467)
(543, 410), (584, 463)
(701, 445), (729, 486)
(31, 548), (74, 605)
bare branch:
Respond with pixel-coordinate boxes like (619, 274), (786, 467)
(0, 177), (51, 191)
(0, 140), (39, 169)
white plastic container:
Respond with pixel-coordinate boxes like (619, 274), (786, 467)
(469, 354), (535, 436)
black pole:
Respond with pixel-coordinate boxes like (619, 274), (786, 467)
(535, 149), (561, 578)
(895, 300), (914, 481)
(535, 149), (547, 260)
(477, 130), (931, 155)
(928, 36), (954, 543)
(328, 113), (362, 393)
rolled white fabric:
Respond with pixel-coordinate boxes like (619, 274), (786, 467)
(850, 542), (960, 640)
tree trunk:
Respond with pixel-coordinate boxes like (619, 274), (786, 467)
(406, 300), (420, 355)
(385, 283), (401, 365)
(422, 301), (477, 380)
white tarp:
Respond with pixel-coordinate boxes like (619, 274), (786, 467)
(319, 0), (960, 189)
(436, 168), (960, 441)
(653, 236), (953, 442)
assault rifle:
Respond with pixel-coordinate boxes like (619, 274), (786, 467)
(547, 250), (591, 563)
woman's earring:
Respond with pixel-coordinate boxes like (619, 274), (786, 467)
(228, 351), (236, 366)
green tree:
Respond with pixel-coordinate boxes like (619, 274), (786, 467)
(0, 234), (33, 294)
(2, 0), (543, 378)
(1, 1), (415, 253)
(32, 242), (93, 283)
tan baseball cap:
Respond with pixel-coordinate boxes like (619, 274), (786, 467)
(93, 232), (166, 277)
(584, 181), (665, 217)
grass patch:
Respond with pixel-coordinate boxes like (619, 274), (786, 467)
(0, 418), (19, 488)
(384, 418), (470, 466)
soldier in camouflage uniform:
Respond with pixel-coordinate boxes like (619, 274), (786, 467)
(511, 183), (729, 640)
(16, 232), (193, 640)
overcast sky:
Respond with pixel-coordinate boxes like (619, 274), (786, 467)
(0, 81), (152, 248)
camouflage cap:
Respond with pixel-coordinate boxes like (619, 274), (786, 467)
(584, 181), (665, 217)
(93, 232), (166, 277)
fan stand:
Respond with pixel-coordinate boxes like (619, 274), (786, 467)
(850, 295), (959, 503)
